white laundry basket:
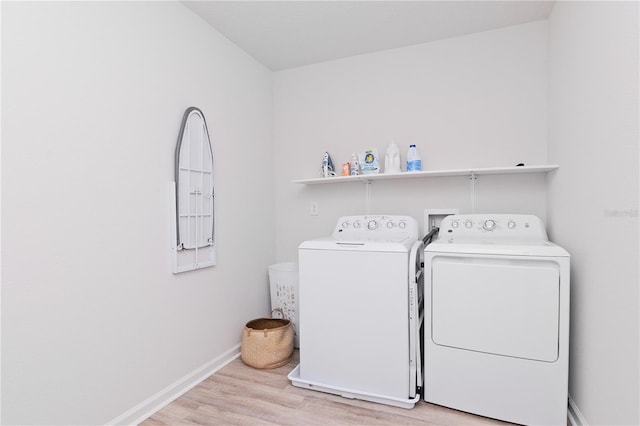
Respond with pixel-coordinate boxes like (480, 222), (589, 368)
(268, 262), (300, 348)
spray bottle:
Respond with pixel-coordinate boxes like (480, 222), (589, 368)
(350, 153), (359, 176)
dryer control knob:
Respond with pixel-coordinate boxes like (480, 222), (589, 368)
(353, 221), (361, 228)
(368, 220), (379, 230)
(508, 220), (516, 229)
(483, 219), (496, 231)
(342, 221), (349, 228)
(451, 220), (460, 228)
(465, 220), (473, 228)
(398, 222), (406, 229)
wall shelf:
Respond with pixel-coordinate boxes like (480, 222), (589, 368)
(292, 165), (559, 185)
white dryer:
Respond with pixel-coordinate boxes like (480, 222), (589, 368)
(289, 215), (424, 409)
(424, 214), (570, 425)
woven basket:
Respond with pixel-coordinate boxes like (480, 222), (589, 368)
(241, 309), (294, 369)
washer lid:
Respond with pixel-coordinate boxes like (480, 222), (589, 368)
(299, 237), (414, 252)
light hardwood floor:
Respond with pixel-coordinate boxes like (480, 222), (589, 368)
(141, 350), (511, 426)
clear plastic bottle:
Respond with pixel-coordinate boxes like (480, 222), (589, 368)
(406, 144), (422, 171)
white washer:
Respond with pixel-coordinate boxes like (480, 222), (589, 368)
(424, 214), (570, 425)
(288, 215), (424, 409)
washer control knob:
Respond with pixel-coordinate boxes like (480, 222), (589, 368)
(508, 220), (516, 229)
(353, 221), (361, 228)
(367, 220), (378, 230)
(386, 221), (395, 229)
(483, 219), (496, 231)
(465, 220), (473, 228)
(342, 221), (349, 228)
(398, 222), (406, 229)
(451, 220), (460, 228)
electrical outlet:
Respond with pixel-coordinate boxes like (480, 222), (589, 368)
(310, 201), (319, 216)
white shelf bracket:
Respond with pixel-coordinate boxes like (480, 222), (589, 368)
(364, 179), (372, 214)
(468, 172), (478, 213)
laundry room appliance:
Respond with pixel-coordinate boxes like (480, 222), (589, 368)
(288, 215), (424, 409)
(424, 214), (570, 425)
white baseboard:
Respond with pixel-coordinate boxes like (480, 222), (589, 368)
(568, 394), (588, 426)
(107, 344), (241, 426)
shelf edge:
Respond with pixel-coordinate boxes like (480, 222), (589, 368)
(292, 165), (559, 185)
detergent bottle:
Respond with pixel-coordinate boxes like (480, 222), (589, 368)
(384, 141), (401, 173)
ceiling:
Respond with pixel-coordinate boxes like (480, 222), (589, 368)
(183, 1), (555, 71)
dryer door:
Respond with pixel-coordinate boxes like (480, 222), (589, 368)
(430, 255), (560, 362)
(408, 240), (425, 397)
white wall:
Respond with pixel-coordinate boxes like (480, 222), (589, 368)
(547, 2), (639, 425)
(273, 21), (549, 261)
(4, 3), (637, 425)
(1, 2), (274, 424)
